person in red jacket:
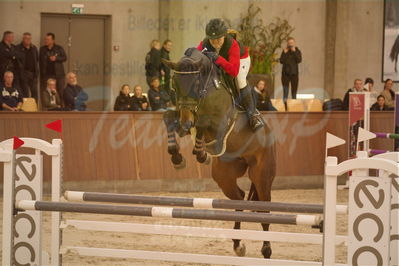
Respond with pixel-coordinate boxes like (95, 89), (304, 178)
(197, 18), (264, 131)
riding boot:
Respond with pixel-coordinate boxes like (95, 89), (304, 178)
(240, 85), (264, 132)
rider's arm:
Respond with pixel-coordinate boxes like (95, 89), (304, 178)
(214, 40), (240, 77)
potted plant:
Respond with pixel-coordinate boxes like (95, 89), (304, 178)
(227, 4), (295, 98)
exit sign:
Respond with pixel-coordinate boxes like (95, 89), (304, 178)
(72, 4), (84, 14)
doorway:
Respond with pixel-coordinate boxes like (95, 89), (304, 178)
(40, 13), (111, 110)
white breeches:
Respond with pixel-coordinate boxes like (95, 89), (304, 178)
(236, 56), (251, 89)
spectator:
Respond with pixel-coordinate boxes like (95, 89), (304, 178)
(342, 79), (366, 110)
(371, 95), (390, 111)
(145, 40), (161, 88)
(0, 71), (22, 111)
(0, 31), (19, 85)
(380, 78), (396, 109)
(148, 77), (171, 111)
(39, 33), (67, 101)
(363, 77), (378, 108)
(42, 78), (62, 111)
(131, 85), (149, 111)
(114, 84), (133, 111)
(63, 72), (87, 111)
(16, 32), (39, 101)
(280, 37), (302, 102)
(160, 40), (172, 91)
(252, 79), (276, 111)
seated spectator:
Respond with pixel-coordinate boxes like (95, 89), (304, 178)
(114, 84), (133, 111)
(148, 77), (171, 111)
(380, 79), (396, 109)
(363, 77), (378, 108)
(63, 72), (87, 111)
(42, 78), (62, 111)
(371, 95), (390, 111)
(131, 85), (149, 111)
(342, 79), (366, 110)
(252, 79), (276, 111)
(0, 71), (22, 111)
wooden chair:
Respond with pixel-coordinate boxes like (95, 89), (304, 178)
(21, 98), (38, 112)
(270, 99), (286, 112)
(306, 99), (323, 112)
(286, 99), (305, 112)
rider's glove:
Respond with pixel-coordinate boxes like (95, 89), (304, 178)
(204, 51), (219, 63)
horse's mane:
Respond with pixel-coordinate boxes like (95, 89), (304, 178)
(178, 48), (209, 72)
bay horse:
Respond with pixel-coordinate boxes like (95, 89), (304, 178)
(162, 48), (276, 258)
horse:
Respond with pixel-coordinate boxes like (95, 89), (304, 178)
(162, 47), (276, 258)
(390, 35), (399, 72)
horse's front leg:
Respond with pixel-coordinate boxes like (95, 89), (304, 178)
(192, 128), (212, 165)
(163, 110), (186, 169)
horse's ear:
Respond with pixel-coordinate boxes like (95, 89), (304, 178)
(161, 58), (178, 70)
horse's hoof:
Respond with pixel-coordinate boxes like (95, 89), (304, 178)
(234, 243), (246, 257)
(173, 157), (186, 170)
(261, 242), (272, 259)
(204, 153), (212, 165)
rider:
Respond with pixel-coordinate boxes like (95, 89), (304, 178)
(197, 18), (264, 131)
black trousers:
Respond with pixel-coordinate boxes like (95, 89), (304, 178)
(282, 74), (299, 101)
(20, 70), (38, 101)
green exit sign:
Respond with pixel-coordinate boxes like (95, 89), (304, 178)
(72, 4), (84, 14)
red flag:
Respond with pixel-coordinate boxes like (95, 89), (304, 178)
(13, 136), (24, 150)
(45, 120), (62, 133)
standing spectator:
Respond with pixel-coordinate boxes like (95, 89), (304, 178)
(371, 95), (390, 111)
(16, 32), (39, 101)
(42, 78), (62, 111)
(114, 84), (133, 111)
(380, 78), (396, 109)
(0, 71), (23, 111)
(280, 37), (302, 102)
(148, 77), (171, 111)
(39, 33), (67, 101)
(363, 77), (378, 108)
(160, 40), (172, 91)
(131, 85), (149, 111)
(63, 72), (87, 111)
(252, 79), (276, 111)
(145, 40), (161, 88)
(342, 79), (366, 110)
(0, 31), (19, 85)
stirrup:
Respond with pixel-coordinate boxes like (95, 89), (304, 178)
(250, 115), (264, 132)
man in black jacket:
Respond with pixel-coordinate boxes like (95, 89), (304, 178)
(145, 40), (161, 88)
(280, 37), (302, 102)
(160, 39), (176, 105)
(16, 32), (39, 101)
(0, 31), (19, 86)
(39, 33), (67, 102)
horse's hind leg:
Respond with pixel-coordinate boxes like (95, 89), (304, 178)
(163, 110), (185, 169)
(212, 158), (247, 256)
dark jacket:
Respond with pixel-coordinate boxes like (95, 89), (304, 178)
(0, 41), (19, 79)
(280, 48), (302, 75)
(370, 102), (390, 111)
(63, 83), (83, 110)
(148, 87), (171, 111)
(16, 43), (39, 77)
(42, 89), (61, 110)
(132, 95), (149, 111)
(342, 88), (367, 111)
(0, 83), (23, 109)
(114, 93), (133, 111)
(145, 48), (161, 78)
(160, 47), (171, 78)
(39, 44), (67, 78)
(252, 87), (277, 111)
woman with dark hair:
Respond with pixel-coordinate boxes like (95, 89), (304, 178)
(370, 95), (390, 111)
(252, 79), (276, 111)
(114, 84), (133, 111)
(380, 79), (396, 109)
(364, 77), (378, 107)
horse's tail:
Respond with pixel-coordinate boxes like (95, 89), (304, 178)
(390, 35), (399, 61)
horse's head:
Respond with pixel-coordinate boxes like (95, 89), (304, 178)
(163, 48), (218, 132)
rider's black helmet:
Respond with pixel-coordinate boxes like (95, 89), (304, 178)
(205, 18), (228, 39)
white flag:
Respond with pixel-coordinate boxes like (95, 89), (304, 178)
(357, 127), (376, 143)
(326, 133), (346, 149)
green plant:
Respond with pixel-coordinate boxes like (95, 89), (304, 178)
(228, 4), (295, 74)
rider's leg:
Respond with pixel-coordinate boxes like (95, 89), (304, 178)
(237, 56), (264, 131)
